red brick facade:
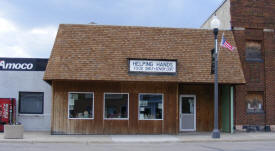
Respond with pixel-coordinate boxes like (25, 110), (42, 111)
(231, 0), (275, 128)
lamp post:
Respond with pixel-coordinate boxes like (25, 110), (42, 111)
(211, 16), (221, 139)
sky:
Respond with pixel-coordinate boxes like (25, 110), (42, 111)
(0, 0), (224, 58)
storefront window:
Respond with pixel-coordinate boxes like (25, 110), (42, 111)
(246, 92), (264, 113)
(68, 92), (94, 119)
(139, 94), (163, 120)
(19, 92), (44, 114)
(104, 93), (128, 119)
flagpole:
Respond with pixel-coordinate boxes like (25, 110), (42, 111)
(219, 33), (224, 56)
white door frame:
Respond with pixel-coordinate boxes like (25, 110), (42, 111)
(179, 95), (196, 131)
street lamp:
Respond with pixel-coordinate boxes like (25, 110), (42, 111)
(210, 16), (221, 139)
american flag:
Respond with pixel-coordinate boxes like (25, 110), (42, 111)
(220, 33), (235, 51)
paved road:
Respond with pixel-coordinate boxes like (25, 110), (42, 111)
(0, 141), (274, 151)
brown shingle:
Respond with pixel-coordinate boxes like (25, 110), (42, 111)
(44, 24), (245, 84)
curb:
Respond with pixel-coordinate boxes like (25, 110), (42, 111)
(1, 138), (275, 144)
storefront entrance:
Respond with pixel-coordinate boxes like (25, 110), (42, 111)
(179, 95), (196, 131)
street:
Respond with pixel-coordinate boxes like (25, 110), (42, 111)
(0, 141), (275, 151)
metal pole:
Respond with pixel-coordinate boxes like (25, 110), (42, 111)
(212, 28), (220, 138)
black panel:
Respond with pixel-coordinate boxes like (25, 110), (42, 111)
(211, 48), (215, 74)
(0, 58), (48, 71)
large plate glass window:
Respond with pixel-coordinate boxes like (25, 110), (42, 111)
(104, 93), (128, 119)
(68, 92), (94, 119)
(139, 94), (163, 120)
(19, 92), (43, 114)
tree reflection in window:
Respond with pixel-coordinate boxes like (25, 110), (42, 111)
(139, 94), (163, 120)
(246, 93), (264, 113)
(104, 93), (128, 119)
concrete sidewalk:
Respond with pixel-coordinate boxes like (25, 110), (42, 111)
(0, 131), (275, 144)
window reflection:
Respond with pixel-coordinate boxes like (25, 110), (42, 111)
(139, 94), (163, 120)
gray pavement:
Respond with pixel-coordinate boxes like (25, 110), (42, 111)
(0, 141), (275, 151)
(1, 131), (275, 144)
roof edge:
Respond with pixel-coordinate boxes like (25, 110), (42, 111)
(59, 23), (234, 31)
(44, 78), (245, 85)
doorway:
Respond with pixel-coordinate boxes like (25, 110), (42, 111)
(179, 95), (196, 131)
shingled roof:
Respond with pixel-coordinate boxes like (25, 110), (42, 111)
(44, 24), (245, 84)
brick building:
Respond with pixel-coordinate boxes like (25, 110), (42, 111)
(202, 0), (275, 131)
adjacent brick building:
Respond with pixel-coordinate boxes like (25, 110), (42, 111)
(202, 0), (275, 131)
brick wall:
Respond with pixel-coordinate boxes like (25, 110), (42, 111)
(231, 0), (275, 127)
(231, 0), (275, 29)
(264, 31), (275, 125)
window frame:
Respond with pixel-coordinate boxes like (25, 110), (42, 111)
(245, 40), (263, 62)
(138, 93), (164, 121)
(103, 92), (129, 120)
(67, 92), (95, 120)
(18, 91), (44, 114)
(246, 92), (264, 114)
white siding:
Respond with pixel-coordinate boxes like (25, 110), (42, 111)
(201, 0), (231, 30)
(0, 71), (51, 131)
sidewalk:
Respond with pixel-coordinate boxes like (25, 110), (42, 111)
(0, 131), (275, 144)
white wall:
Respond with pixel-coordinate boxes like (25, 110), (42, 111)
(201, 0), (231, 30)
(0, 71), (51, 131)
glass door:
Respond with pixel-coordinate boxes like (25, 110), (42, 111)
(180, 95), (196, 131)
